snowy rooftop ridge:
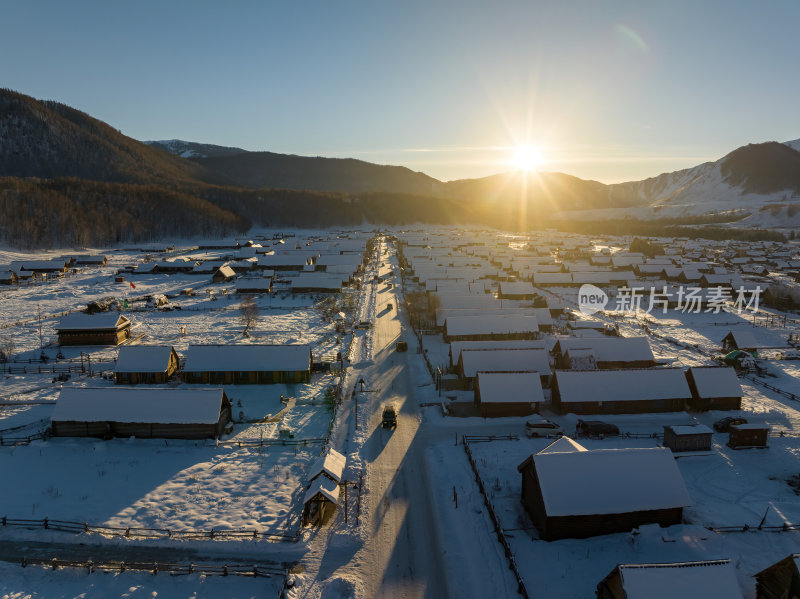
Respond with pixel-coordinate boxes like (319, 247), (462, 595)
(52, 387), (228, 424)
(615, 559), (743, 599)
(531, 447), (691, 517)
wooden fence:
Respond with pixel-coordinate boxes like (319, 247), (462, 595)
(461, 435), (529, 599)
(0, 516), (300, 543)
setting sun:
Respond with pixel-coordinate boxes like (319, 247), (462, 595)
(510, 145), (544, 171)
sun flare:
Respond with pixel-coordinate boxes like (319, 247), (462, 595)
(510, 145), (544, 171)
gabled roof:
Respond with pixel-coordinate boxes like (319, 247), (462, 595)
(722, 330), (764, 349)
(52, 387), (227, 424)
(445, 314), (539, 337)
(554, 369), (692, 403)
(530, 447), (691, 517)
(616, 560), (743, 599)
(56, 313), (130, 331)
(182, 344), (311, 372)
(115, 345), (176, 373)
(475, 372), (544, 404)
(449, 340), (546, 364)
(687, 367), (742, 398)
(555, 337), (654, 363)
(308, 448), (346, 484)
(303, 476), (340, 505)
(460, 348), (549, 378)
(537, 437), (586, 454)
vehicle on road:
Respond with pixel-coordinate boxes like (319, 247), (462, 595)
(382, 405), (397, 428)
(356, 321), (372, 329)
(525, 418), (564, 438)
(387, 302), (393, 310)
(713, 416), (748, 432)
(395, 339), (408, 352)
(576, 419), (620, 437)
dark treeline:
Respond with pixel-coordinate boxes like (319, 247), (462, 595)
(0, 178), (250, 248)
(547, 217), (787, 242)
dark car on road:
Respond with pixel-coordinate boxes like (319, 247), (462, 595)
(382, 405), (397, 428)
(576, 419), (620, 437)
(713, 416), (748, 432)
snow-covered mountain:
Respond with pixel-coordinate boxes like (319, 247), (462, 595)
(145, 139), (246, 159)
(554, 140), (800, 228)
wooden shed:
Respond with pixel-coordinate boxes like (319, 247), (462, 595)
(551, 369), (692, 415)
(597, 559), (743, 599)
(56, 313), (132, 346)
(235, 276), (273, 294)
(115, 345), (180, 384)
(51, 387), (232, 439)
(517, 444), (690, 541)
(685, 366), (743, 411)
(728, 423), (770, 449)
(302, 478), (340, 526)
(722, 330), (764, 353)
(663, 424), (713, 453)
(0, 270), (18, 285)
(474, 371), (544, 417)
(755, 553), (800, 599)
(211, 265), (236, 283)
(181, 344), (312, 384)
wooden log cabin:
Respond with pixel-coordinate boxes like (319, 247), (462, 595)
(56, 313), (132, 346)
(115, 345), (180, 384)
(517, 442), (691, 541)
(550, 369), (692, 415)
(685, 366), (743, 411)
(51, 387), (232, 440)
(181, 344), (312, 384)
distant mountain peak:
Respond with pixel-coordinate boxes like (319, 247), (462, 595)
(145, 139), (246, 159)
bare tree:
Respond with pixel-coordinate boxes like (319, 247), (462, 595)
(239, 295), (259, 337)
(0, 335), (14, 363)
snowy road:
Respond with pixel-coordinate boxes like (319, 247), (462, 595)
(295, 241), (453, 598)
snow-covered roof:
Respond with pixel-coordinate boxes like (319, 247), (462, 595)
(722, 330), (765, 349)
(617, 560), (743, 599)
(291, 273), (343, 290)
(555, 337), (654, 363)
(460, 348), (549, 378)
(52, 387), (227, 424)
(56, 313), (130, 331)
(308, 448), (346, 484)
(182, 344), (311, 372)
(667, 424), (713, 436)
(115, 345), (176, 373)
(537, 437), (587, 454)
(731, 423), (770, 431)
(532, 447), (691, 517)
(475, 372), (544, 404)
(303, 476), (340, 505)
(449, 340), (546, 364)
(687, 367), (742, 398)
(554, 369), (692, 403)
(445, 314), (539, 337)
(499, 281), (536, 295)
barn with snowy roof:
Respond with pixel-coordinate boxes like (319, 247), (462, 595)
(55, 313), (132, 346)
(517, 441), (691, 540)
(181, 344), (311, 384)
(51, 387), (231, 439)
(551, 369), (692, 415)
(115, 345), (180, 384)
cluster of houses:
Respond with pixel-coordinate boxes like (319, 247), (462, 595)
(49, 342), (313, 440)
(0, 254), (107, 284)
(120, 236), (371, 295)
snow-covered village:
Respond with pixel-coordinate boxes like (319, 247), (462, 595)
(0, 228), (799, 598)
(5, 3), (800, 597)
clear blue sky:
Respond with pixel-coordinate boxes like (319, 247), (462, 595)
(2, 1), (799, 183)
